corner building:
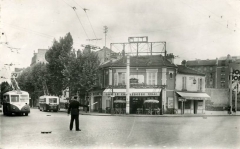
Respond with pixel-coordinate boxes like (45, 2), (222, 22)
(90, 55), (177, 114)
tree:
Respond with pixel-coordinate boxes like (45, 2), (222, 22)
(16, 63), (49, 106)
(181, 60), (187, 65)
(62, 49), (100, 102)
(45, 33), (73, 96)
(0, 81), (11, 103)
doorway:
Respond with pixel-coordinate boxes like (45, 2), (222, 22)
(194, 100), (198, 114)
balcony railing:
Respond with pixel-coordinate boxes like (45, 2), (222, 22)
(107, 84), (166, 89)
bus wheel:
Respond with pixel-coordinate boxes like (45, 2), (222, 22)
(25, 113), (28, 116)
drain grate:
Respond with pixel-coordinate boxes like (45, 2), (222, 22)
(41, 131), (52, 134)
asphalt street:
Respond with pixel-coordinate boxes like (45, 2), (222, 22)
(1, 109), (240, 149)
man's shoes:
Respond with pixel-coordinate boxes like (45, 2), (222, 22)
(76, 129), (81, 131)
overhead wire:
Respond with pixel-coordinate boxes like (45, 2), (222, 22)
(60, 0), (89, 39)
(71, 0), (98, 45)
(178, 0), (239, 33)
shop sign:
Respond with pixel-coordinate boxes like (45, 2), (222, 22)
(179, 98), (186, 102)
(130, 78), (138, 84)
(104, 92), (160, 96)
(231, 63), (240, 81)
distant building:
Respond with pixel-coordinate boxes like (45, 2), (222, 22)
(31, 49), (48, 66)
(183, 54), (239, 89)
(11, 68), (24, 78)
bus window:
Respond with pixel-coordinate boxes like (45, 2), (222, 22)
(3, 95), (10, 102)
(49, 98), (57, 103)
(11, 95), (19, 102)
(39, 98), (46, 103)
(20, 95), (28, 102)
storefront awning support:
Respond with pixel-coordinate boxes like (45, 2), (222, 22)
(126, 54), (130, 114)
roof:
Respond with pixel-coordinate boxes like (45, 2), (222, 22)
(39, 95), (59, 98)
(100, 55), (177, 68)
(177, 65), (205, 76)
(186, 59), (233, 66)
(186, 59), (217, 66)
(3, 90), (29, 95)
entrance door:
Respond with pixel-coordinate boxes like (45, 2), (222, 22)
(194, 100), (198, 114)
(130, 97), (143, 114)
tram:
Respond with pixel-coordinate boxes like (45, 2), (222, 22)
(2, 90), (30, 116)
(39, 95), (59, 112)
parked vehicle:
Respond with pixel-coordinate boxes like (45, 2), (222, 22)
(39, 95), (59, 112)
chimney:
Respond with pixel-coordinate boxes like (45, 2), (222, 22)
(216, 58), (218, 65)
(166, 53), (174, 64)
(122, 49), (125, 57)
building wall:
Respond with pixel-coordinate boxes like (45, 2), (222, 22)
(36, 49), (48, 64)
(105, 67), (175, 88)
(188, 66), (216, 88)
(216, 66), (230, 89)
(31, 49), (48, 66)
(205, 88), (229, 111)
(176, 74), (205, 92)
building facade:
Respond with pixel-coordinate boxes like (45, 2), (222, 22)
(89, 55), (177, 114)
(175, 65), (210, 114)
(184, 55), (237, 89)
(31, 49), (48, 66)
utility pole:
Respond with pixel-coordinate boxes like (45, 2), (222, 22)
(229, 67), (233, 114)
(126, 54), (130, 114)
(103, 26), (108, 47)
(103, 26), (108, 61)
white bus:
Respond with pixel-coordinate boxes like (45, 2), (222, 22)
(3, 90), (30, 116)
(39, 95), (59, 112)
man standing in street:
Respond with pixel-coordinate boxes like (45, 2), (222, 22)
(68, 96), (88, 131)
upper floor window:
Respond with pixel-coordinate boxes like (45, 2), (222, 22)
(169, 71), (173, 79)
(198, 78), (203, 91)
(204, 67), (207, 71)
(210, 67), (213, 71)
(146, 69), (158, 85)
(221, 67), (225, 72)
(182, 76), (187, 90)
(118, 72), (126, 85)
(221, 81), (225, 88)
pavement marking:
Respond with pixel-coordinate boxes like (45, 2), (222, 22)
(126, 117), (136, 139)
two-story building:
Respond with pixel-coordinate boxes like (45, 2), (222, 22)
(89, 54), (177, 114)
(175, 65), (210, 114)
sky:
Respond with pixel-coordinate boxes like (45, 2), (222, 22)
(1, 0), (240, 82)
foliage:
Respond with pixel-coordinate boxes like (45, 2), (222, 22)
(62, 49), (100, 98)
(0, 81), (11, 102)
(45, 32), (73, 95)
(16, 63), (48, 106)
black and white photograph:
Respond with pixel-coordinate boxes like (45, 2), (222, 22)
(1, 0), (240, 149)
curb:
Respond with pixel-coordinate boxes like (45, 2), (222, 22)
(80, 113), (240, 117)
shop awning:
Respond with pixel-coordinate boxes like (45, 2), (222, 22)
(103, 88), (161, 97)
(177, 92), (210, 100)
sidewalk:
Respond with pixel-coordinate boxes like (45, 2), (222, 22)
(80, 111), (240, 117)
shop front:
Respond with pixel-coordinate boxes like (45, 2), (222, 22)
(91, 90), (103, 113)
(103, 88), (162, 114)
(176, 92), (210, 114)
